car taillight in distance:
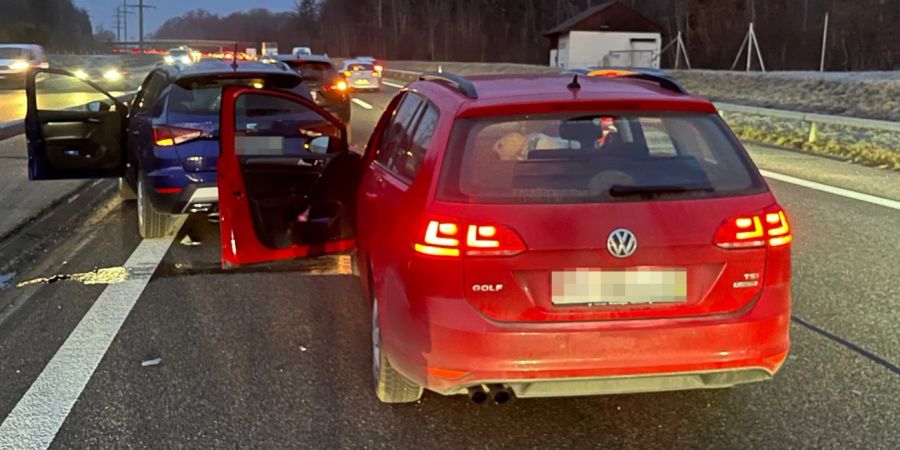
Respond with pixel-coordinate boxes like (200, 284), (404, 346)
(413, 217), (526, 257)
(715, 205), (792, 249)
(153, 125), (202, 147)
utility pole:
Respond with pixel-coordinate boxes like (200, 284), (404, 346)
(113, 6), (133, 45)
(819, 12), (829, 72)
(126, 1), (156, 52)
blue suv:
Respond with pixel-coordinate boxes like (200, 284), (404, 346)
(25, 60), (311, 238)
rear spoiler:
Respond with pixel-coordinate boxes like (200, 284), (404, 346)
(568, 68), (688, 95)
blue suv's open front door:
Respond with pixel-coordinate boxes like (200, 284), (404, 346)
(25, 68), (128, 179)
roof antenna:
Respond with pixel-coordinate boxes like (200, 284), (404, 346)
(567, 74), (581, 90)
(230, 43), (239, 72)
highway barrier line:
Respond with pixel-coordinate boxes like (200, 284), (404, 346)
(759, 169), (900, 210)
(351, 98), (374, 110)
(0, 221), (185, 449)
(382, 80), (406, 89)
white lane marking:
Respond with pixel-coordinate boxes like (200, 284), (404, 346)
(760, 169), (900, 211)
(0, 224), (183, 449)
(382, 80), (405, 89)
(351, 98), (374, 110)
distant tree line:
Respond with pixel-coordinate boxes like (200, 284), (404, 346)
(0, 0), (94, 51)
(152, 0), (900, 70)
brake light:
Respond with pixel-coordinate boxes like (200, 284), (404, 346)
(324, 79), (348, 92)
(414, 217), (526, 257)
(715, 206), (791, 249)
(153, 126), (202, 147)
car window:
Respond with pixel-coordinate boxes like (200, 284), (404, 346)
(0, 48), (32, 59)
(376, 93), (423, 169)
(346, 63), (374, 72)
(134, 72), (168, 115)
(390, 103), (438, 180)
(288, 62), (337, 83)
(438, 112), (766, 204)
(167, 78), (270, 118)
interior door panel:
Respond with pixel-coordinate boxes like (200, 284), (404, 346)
(25, 68), (127, 180)
(39, 111), (123, 172)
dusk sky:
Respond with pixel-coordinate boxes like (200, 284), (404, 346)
(77, 0), (298, 38)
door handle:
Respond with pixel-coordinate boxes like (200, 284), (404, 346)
(131, 130), (140, 135)
(365, 192), (380, 199)
(86, 117), (101, 124)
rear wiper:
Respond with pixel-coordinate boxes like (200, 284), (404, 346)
(610, 183), (714, 197)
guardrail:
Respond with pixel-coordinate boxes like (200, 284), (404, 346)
(715, 102), (900, 144)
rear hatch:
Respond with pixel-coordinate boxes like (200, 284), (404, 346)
(344, 62), (376, 87)
(432, 111), (779, 322)
(164, 74), (305, 173)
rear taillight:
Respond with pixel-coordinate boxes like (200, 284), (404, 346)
(323, 79), (348, 92)
(374, 64), (384, 73)
(413, 217), (526, 257)
(715, 205), (792, 249)
(153, 126), (202, 147)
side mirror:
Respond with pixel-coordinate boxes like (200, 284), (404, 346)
(309, 135), (345, 155)
(86, 100), (111, 113)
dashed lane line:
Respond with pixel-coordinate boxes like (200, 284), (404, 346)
(0, 220), (184, 449)
(351, 98), (374, 110)
(381, 80), (406, 89)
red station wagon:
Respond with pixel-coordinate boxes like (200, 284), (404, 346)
(209, 71), (793, 404)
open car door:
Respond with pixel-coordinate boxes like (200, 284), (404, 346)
(218, 85), (363, 268)
(25, 68), (128, 179)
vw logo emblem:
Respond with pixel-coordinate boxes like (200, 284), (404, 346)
(607, 229), (637, 258)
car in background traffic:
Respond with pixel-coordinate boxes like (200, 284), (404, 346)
(23, 59), (312, 238)
(276, 54), (350, 125)
(0, 44), (49, 88)
(292, 46), (313, 57)
(70, 65), (130, 91)
(341, 59), (381, 91)
(164, 47), (197, 65)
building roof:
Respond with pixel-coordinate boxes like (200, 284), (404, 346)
(544, 1), (663, 36)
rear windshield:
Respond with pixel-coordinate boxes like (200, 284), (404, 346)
(287, 61), (337, 82)
(167, 78), (270, 117)
(346, 63), (374, 72)
(437, 113), (766, 204)
(0, 48), (33, 59)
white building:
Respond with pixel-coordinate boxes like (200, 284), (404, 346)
(545, 1), (663, 70)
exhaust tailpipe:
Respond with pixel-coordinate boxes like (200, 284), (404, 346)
(489, 385), (514, 405)
(467, 386), (488, 404)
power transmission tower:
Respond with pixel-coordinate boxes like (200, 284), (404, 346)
(126, 1), (156, 51)
(113, 5), (133, 45)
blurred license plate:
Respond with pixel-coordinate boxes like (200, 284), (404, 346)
(356, 79), (370, 85)
(551, 269), (687, 306)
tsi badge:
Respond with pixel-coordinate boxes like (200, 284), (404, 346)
(473, 284), (504, 293)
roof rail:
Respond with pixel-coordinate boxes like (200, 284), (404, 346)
(585, 68), (688, 95)
(419, 71), (478, 99)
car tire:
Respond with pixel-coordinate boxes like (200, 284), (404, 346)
(118, 177), (137, 201)
(372, 297), (423, 403)
(137, 174), (171, 239)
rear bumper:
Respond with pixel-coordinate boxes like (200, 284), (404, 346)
(144, 168), (217, 214)
(382, 283), (790, 397)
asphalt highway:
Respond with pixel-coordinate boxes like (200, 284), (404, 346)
(0, 81), (897, 449)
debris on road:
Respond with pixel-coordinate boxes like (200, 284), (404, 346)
(141, 357), (162, 367)
(16, 266), (128, 288)
(180, 235), (201, 247)
(0, 272), (16, 290)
